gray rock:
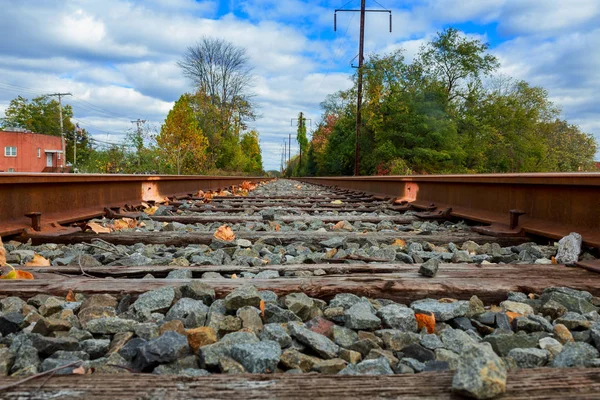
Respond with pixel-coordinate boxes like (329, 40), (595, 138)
(224, 285), (262, 311)
(418, 258), (440, 277)
(40, 352), (84, 375)
(132, 287), (176, 314)
(0, 348), (15, 376)
(507, 348), (549, 368)
(410, 299), (469, 322)
(420, 333), (444, 350)
(284, 293), (315, 321)
(119, 338), (147, 361)
(86, 317), (139, 334)
(264, 303), (302, 323)
(451, 251), (473, 263)
(260, 324), (292, 348)
(551, 342), (599, 367)
(231, 340), (281, 373)
(540, 287), (596, 314)
(180, 281), (215, 305)
(0, 312), (24, 336)
(556, 232), (582, 264)
(30, 335), (80, 357)
(10, 345), (40, 375)
(539, 337), (563, 357)
(133, 331), (190, 372)
(198, 332), (259, 369)
(289, 324), (339, 359)
(165, 269), (193, 279)
(81, 339), (110, 359)
(338, 357), (393, 375)
(452, 345), (507, 400)
(483, 332), (539, 357)
(396, 252), (414, 263)
(379, 330), (420, 351)
(255, 270), (280, 279)
(377, 304), (417, 332)
(440, 328), (478, 354)
(165, 298), (209, 324)
(330, 293), (362, 310)
(344, 302), (381, 330)
(332, 325), (359, 348)
(400, 357), (426, 372)
(320, 237), (346, 249)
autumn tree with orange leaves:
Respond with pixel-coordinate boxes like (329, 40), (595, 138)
(156, 94), (209, 175)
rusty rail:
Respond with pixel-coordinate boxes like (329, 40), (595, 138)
(0, 173), (271, 236)
(297, 173), (600, 248)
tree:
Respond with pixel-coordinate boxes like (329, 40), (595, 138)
(1, 95), (75, 136)
(239, 130), (263, 174)
(156, 94), (209, 175)
(178, 37), (256, 131)
(296, 112), (308, 173)
(417, 28), (499, 103)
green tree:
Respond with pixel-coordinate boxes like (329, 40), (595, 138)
(417, 28), (499, 103)
(1, 95), (75, 136)
(296, 112), (308, 174)
(239, 130), (263, 174)
(157, 94), (209, 175)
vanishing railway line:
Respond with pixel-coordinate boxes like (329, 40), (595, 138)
(1, 174), (600, 399)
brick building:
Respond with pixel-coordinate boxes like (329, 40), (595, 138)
(0, 130), (65, 172)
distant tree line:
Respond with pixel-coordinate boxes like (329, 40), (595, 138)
(288, 28), (597, 176)
(0, 37), (264, 175)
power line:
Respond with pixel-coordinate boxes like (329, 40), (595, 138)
(46, 92), (72, 168)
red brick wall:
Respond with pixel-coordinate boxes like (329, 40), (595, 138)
(0, 131), (63, 172)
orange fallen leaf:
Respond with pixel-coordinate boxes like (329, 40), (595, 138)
(0, 236), (6, 266)
(66, 290), (76, 302)
(144, 206), (158, 215)
(241, 181), (252, 191)
(24, 254), (50, 267)
(296, 185), (302, 189)
(551, 256), (557, 264)
(1, 265), (34, 280)
(505, 311), (522, 323)
(231, 274), (238, 279)
(392, 239), (406, 248)
(203, 192), (213, 203)
(87, 221), (111, 234)
(415, 312), (436, 334)
(274, 224), (280, 232)
(111, 219), (130, 231)
(259, 299), (265, 318)
(214, 225), (235, 242)
(332, 221), (344, 230)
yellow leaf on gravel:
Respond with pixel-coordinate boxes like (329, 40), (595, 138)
(330, 200), (343, 205)
(214, 225), (235, 242)
(144, 206), (158, 215)
(231, 273), (238, 279)
(392, 239), (406, 248)
(0, 236), (6, 266)
(25, 254), (50, 267)
(111, 220), (130, 231)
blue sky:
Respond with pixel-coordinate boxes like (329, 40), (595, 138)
(0, 0), (598, 171)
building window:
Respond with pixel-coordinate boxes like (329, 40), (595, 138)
(4, 146), (17, 157)
(37, 148), (41, 158)
(58, 152), (61, 160)
(7, 168), (15, 172)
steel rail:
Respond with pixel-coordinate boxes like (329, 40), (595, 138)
(297, 173), (600, 248)
(0, 173), (272, 236)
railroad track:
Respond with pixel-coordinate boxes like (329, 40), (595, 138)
(1, 177), (600, 399)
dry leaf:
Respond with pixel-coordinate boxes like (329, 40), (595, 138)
(144, 206), (158, 215)
(196, 190), (205, 197)
(392, 239), (406, 248)
(330, 200), (343, 205)
(295, 185), (302, 189)
(241, 181), (252, 191)
(66, 290), (76, 302)
(24, 254), (50, 267)
(214, 225), (235, 242)
(138, 222), (146, 228)
(438, 298), (457, 303)
(72, 366), (87, 375)
(260, 299), (265, 318)
(332, 221), (344, 230)
(505, 311), (522, 323)
(551, 256), (557, 264)
(0, 265), (34, 280)
(231, 273), (238, 279)
(203, 192), (213, 203)
(0, 236), (6, 266)
(415, 312), (435, 334)
(325, 248), (338, 258)
(87, 221), (111, 234)
(111, 219), (130, 231)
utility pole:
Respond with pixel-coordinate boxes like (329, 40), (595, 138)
(335, 3), (391, 175)
(283, 140), (287, 173)
(288, 133), (291, 165)
(131, 119), (146, 168)
(47, 92), (72, 169)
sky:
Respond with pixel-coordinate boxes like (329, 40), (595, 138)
(0, 0), (598, 171)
